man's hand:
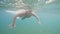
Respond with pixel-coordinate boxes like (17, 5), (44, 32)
(9, 23), (15, 28)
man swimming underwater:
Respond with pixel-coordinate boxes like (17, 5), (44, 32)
(9, 9), (41, 28)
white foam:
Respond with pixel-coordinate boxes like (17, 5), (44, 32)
(45, 0), (55, 4)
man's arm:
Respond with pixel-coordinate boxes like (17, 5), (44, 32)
(32, 12), (41, 24)
(9, 14), (18, 28)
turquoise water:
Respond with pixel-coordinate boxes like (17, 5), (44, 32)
(0, 0), (60, 34)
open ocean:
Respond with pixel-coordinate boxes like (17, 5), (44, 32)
(0, 0), (60, 34)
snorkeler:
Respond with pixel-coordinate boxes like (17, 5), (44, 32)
(9, 9), (41, 28)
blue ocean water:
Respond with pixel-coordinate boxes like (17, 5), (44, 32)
(0, 0), (60, 34)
